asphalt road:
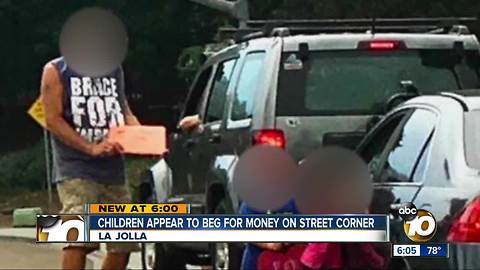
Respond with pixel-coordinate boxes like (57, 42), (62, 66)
(0, 240), (61, 269)
(0, 238), (200, 269)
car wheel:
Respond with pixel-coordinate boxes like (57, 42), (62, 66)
(142, 243), (188, 270)
(141, 243), (157, 270)
(210, 200), (242, 269)
(211, 242), (242, 270)
(213, 242), (229, 269)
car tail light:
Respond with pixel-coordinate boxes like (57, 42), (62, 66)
(447, 197), (480, 243)
(252, 129), (286, 149)
(357, 40), (406, 50)
(369, 41), (397, 50)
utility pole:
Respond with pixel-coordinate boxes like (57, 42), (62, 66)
(43, 130), (53, 207)
(189, 0), (249, 28)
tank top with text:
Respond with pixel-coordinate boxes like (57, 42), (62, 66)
(50, 57), (127, 184)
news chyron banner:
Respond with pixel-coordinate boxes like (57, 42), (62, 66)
(37, 204), (389, 243)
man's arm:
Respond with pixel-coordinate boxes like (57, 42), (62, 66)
(41, 63), (116, 157)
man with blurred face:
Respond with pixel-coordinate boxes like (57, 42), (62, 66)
(41, 7), (139, 270)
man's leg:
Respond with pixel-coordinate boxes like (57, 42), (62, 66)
(62, 246), (99, 269)
(101, 183), (140, 269)
(101, 252), (130, 270)
(62, 247), (87, 269)
(57, 179), (101, 270)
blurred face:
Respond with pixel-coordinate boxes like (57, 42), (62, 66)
(295, 146), (373, 214)
(233, 145), (373, 214)
(59, 7), (128, 77)
(233, 145), (297, 212)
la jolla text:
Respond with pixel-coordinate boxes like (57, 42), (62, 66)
(87, 215), (389, 242)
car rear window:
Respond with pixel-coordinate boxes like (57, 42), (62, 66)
(464, 110), (480, 170)
(277, 49), (480, 116)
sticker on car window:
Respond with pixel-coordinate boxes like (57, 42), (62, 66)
(283, 54), (303, 70)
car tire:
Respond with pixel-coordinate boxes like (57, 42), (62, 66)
(142, 243), (189, 270)
(210, 242), (243, 270)
(141, 243), (158, 270)
(210, 199), (243, 269)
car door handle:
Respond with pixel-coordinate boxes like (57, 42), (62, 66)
(208, 133), (222, 144)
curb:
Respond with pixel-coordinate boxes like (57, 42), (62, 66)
(0, 227), (37, 243)
(0, 230), (65, 251)
(0, 228), (144, 269)
(0, 234), (36, 243)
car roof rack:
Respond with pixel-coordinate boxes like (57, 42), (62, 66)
(218, 17), (478, 42)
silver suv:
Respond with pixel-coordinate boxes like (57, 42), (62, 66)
(142, 18), (480, 270)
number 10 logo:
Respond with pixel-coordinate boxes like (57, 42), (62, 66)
(403, 209), (437, 242)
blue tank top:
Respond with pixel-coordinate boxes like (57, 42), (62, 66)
(50, 57), (127, 184)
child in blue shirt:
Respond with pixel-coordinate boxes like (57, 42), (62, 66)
(239, 200), (298, 270)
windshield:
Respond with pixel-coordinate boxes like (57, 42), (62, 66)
(277, 49), (480, 115)
(464, 110), (480, 170)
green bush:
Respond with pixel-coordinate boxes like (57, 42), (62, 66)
(0, 139), (156, 198)
(0, 141), (46, 195)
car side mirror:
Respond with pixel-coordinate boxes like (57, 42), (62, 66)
(384, 81), (420, 112)
(384, 92), (417, 112)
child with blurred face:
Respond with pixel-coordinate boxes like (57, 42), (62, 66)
(239, 200), (302, 270)
(294, 147), (389, 269)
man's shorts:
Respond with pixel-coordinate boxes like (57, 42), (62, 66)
(57, 178), (140, 253)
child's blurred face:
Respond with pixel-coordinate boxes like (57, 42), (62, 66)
(233, 145), (297, 212)
(295, 146), (373, 214)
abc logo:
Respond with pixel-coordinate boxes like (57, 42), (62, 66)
(37, 215), (85, 242)
(398, 203), (436, 242)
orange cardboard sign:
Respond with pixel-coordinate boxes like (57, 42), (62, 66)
(107, 126), (167, 155)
